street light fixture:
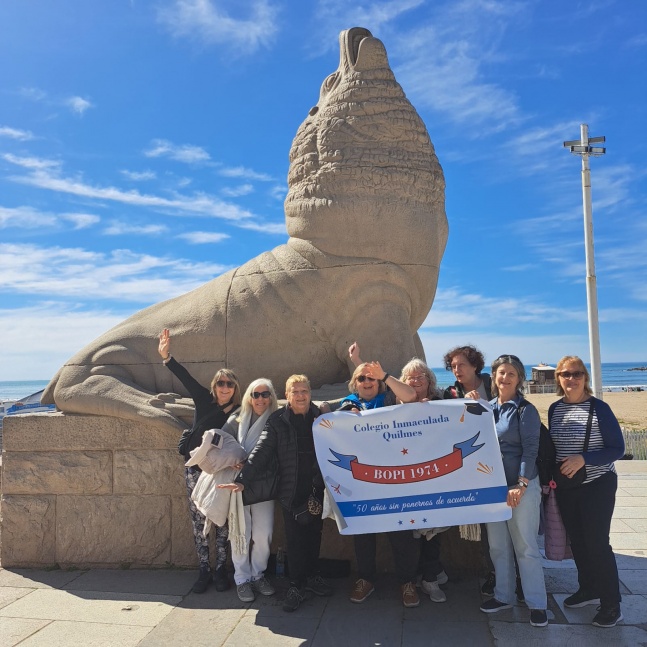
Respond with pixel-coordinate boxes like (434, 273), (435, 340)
(563, 124), (606, 398)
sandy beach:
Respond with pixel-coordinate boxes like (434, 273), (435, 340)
(526, 390), (647, 430)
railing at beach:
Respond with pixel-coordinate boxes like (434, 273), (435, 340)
(622, 428), (647, 461)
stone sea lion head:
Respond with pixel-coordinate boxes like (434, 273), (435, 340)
(285, 27), (447, 265)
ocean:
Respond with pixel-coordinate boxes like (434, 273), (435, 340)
(1, 362), (646, 401)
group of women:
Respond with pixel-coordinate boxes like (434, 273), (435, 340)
(158, 330), (626, 628)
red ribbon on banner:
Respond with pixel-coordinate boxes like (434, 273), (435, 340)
(350, 447), (463, 484)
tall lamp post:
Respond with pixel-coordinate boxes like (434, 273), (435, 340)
(563, 124), (606, 398)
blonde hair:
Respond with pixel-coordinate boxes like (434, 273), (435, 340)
(555, 356), (593, 397)
(285, 374), (311, 394)
(400, 357), (441, 400)
(239, 378), (279, 419)
(210, 368), (242, 407)
(349, 363), (387, 395)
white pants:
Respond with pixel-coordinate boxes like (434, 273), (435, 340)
(232, 500), (275, 585)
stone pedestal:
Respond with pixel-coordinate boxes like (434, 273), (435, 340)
(0, 413), (480, 572)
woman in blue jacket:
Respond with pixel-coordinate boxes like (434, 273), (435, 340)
(475, 354), (548, 628)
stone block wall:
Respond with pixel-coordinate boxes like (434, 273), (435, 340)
(0, 413), (358, 569)
(0, 413), (480, 571)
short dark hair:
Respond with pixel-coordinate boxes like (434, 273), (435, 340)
(443, 345), (485, 374)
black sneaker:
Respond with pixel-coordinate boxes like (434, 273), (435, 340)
(592, 606), (623, 628)
(481, 571), (495, 596)
(480, 598), (512, 613)
(305, 575), (333, 597)
(530, 609), (548, 627)
(283, 586), (305, 612)
(564, 589), (600, 608)
(192, 566), (212, 594)
(516, 576), (524, 602)
(214, 565), (230, 592)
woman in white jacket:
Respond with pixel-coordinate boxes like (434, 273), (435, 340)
(223, 378), (279, 602)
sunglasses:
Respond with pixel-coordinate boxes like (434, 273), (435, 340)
(496, 354), (521, 363)
(357, 375), (377, 383)
(559, 371), (585, 380)
(251, 390), (271, 399)
(216, 380), (235, 388)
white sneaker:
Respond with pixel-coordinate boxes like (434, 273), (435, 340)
(421, 579), (447, 603)
(437, 570), (448, 585)
(237, 581), (255, 602)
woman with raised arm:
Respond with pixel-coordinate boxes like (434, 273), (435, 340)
(221, 379), (279, 603)
(341, 347), (421, 608)
(158, 328), (241, 594)
(549, 356), (625, 628)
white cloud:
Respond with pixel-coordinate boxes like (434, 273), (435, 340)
(421, 287), (586, 330)
(217, 165), (273, 181)
(269, 184), (286, 200)
(311, 0), (527, 132)
(0, 242), (232, 302)
(0, 126), (34, 141)
(5, 161), (257, 222)
(103, 221), (169, 236)
(18, 87), (47, 102)
(65, 96), (93, 115)
(61, 213), (100, 229)
(121, 169), (157, 181)
(313, 0), (424, 52)
(0, 205), (57, 229)
(177, 231), (230, 243)
(4, 157), (288, 235)
(2, 153), (61, 170)
(221, 183), (254, 197)
(144, 138), (211, 164)
(0, 206), (98, 231)
(158, 0), (280, 52)
(0, 303), (126, 380)
(237, 220), (286, 235)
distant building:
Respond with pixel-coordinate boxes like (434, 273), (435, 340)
(525, 364), (556, 394)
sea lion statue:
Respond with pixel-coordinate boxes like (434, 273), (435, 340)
(42, 27), (448, 430)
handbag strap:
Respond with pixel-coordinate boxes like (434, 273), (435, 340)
(582, 398), (595, 452)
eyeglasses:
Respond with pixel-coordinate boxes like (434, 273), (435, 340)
(357, 375), (377, 383)
(559, 371), (585, 380)
(405, 375), (427, 383)
(496, 354), (521, 363)
(251, 391), (271, 399)
(216, 380), (235, 388)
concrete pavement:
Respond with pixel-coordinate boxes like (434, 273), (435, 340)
(1, 461), (645, 646)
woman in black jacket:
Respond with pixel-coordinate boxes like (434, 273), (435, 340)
(442, 344), (492, 400)
(158, 328), (241, 594)
(220, 374), (333, 613)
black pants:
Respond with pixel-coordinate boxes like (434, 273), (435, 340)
(355, 531), (420, 585)
(282, 507), (323, 589)
(420, 534), (442, 581)
(556, 471), (621, 608)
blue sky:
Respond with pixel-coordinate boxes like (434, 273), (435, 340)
(1, 0), (646, 380)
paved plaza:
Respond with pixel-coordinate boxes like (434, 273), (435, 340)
(1, 461), (645, 646)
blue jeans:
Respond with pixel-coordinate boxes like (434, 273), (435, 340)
(486, 476), (546, 609)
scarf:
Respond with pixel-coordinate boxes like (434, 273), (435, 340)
(236, 408), (272, 455)
(340, 392), (388, 410)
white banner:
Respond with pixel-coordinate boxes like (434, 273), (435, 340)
(314, 399), (511, 534)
